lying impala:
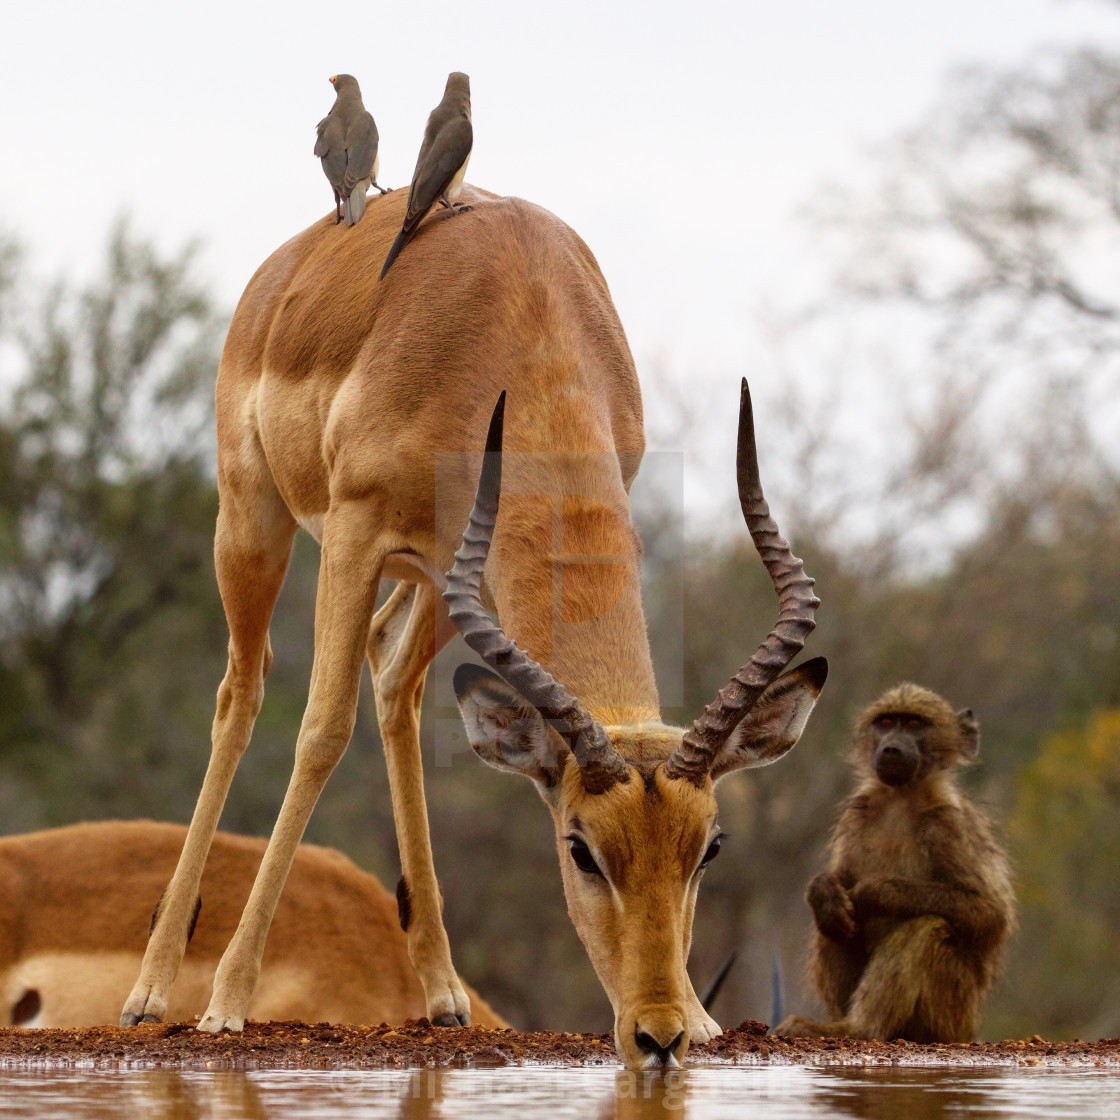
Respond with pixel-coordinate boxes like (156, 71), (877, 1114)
(120, 185), (826, 1068)
(3, 820), (504, 1028)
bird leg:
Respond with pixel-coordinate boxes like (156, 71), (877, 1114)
(333, 190), (343, 224)
(372, 181), (391, 195)
(439, 194), (472, 215)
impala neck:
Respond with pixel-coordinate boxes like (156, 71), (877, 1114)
(491, 452), (660, 726)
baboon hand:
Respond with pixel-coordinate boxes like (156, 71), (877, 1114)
(807, 872), (857, 941)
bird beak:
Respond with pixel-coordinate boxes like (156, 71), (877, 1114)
(329, 75), (337, 84)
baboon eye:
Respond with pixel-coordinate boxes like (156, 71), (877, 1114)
(699, 834), (725, 871)
(566, 837), (604, 878)
(873, 715), (895, 731)
(905, 717), (924, 730)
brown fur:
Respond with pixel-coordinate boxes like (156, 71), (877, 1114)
(776, 684), (1015, 1043)
(1, 821), (504, 1028)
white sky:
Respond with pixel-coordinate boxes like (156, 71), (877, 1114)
(2, 0), (1118, 470)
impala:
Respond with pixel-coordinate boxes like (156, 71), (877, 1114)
(120, 185), (826, 1068)
(3, 820), (505, 1028)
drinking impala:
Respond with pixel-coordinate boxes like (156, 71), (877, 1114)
(120, 186), (826, 1068)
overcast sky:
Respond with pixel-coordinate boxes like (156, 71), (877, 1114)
(3, 0), (1118, 437)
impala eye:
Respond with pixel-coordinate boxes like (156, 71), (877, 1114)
(699, 834), (725, 871)
(566, 836), (603, 877)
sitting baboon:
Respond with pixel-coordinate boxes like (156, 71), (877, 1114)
(775, 683), (1015, 1043)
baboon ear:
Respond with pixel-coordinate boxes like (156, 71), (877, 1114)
(452, 664), (565, 792)
(710, 658), (828, 781)
(956, 707), (980, 760)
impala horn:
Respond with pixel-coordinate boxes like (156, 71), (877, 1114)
(444, 392), (630, 793)
(664, 378), (820, 785)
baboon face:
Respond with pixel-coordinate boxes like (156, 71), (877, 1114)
(868, 710), (934, 785)
(855, 683), (980, 788)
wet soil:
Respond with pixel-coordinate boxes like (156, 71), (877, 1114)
(1, 1019), (1117, 1070)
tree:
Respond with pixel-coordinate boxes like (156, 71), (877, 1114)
(751, 44), (1120, 574)
(0, 223), (227, 827)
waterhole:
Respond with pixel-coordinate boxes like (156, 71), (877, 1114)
(0, 1065), (1118, 1119)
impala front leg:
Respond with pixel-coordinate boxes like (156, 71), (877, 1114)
(121, 490), (295, 1027)
(685, 980), (722, 1044)
(198, 503), (387, 1032)
(368, 580), (470, 1026)
(680, 899), (721, 1044)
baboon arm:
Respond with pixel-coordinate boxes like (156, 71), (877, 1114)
(851, 877), (1007, 946)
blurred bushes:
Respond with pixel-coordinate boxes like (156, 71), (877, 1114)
(1000, 711), (1120, 1039)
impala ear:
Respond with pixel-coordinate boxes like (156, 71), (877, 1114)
(710, 658), (828, 781)
(452, 664), (566, 792)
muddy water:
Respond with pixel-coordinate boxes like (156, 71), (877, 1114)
(0, 1066), (1118, 1119)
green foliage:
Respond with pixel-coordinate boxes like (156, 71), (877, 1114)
(0, 223), (226, 830)
(1000, 711), (1120, 1039)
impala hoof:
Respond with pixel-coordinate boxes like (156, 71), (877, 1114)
(423, 974), (471, 1027)
(197, 1010), (245, 1033)
(120, 987), (167, 1027)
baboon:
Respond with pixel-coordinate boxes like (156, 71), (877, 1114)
(775, 683), (1015, 1042)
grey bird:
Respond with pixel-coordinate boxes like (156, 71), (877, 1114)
(315, 74), (387, 227)
(379, 72), (473, 279)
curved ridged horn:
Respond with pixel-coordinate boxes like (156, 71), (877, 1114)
(664, 378), (820, 785)
(443, 392), (630, 793)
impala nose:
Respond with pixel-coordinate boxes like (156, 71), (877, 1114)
(633, 1016), (686, 1068)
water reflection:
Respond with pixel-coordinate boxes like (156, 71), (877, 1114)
(815, 1067), (998, 1119)
(599, 1070), (689, 1118)
(0, 1065), (1119, 1119)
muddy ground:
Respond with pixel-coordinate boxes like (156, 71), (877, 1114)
(1, 1019), (1118, 1069)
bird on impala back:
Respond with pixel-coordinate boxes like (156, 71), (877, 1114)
(315, 74), (387, 227)
(379, 72), (473, 279)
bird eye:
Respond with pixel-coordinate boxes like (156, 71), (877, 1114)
(567, 837), (603, 878)
(699, 833), (725, 871)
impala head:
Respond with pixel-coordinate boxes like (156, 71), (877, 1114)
(445, 382), (827, 1069)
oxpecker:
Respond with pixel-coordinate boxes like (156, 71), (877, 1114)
(315, 74), (387, 227)
(379, 72), (473, 279)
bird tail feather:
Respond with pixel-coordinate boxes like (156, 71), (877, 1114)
(379, 225), (416, 280)
(344, 185), (367, 228)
